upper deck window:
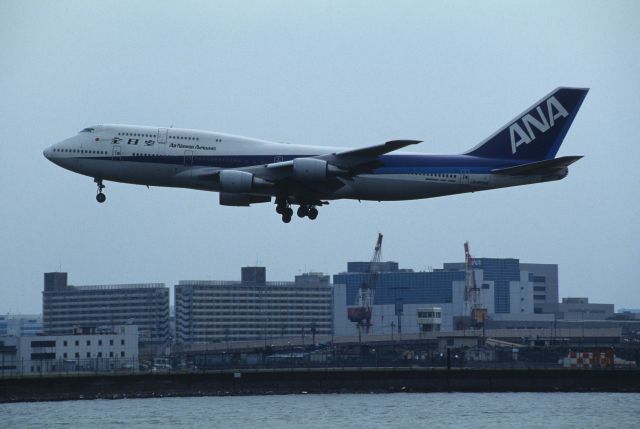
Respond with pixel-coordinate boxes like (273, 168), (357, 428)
(79, 127), (95, 133)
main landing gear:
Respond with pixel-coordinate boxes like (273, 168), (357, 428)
(276, 199), (319, 223)
(296, 204), (318, 220)
(94, 178), (106, 203)
(276, 201), (294, 223)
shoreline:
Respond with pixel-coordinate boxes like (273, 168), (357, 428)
(2, 368), (639, 403)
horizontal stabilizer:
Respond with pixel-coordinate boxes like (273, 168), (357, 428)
(491, 156), (583, 175)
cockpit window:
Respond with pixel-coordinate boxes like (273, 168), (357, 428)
(79, 127), (95, 133)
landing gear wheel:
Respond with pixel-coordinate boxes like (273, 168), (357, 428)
(308, 207), (318, 220)
(297, 205), (309, 218)
(94, 178), (106, 204)
(275, 199), (294, 222)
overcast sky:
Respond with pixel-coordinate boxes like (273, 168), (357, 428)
(1, 0), (639, 314)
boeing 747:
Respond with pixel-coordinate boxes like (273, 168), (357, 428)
(44, 87), (588, 222)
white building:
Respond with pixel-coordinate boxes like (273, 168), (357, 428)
(0, 314), (43, 336)
(417, 307), (442, 332)
(175, 268), (332, 343)
(0, 325), (138, 375)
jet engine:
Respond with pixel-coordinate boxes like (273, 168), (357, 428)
(293, 158), (344, 181)
(219, 170), (272, 193)
(219, 192), (271, 206)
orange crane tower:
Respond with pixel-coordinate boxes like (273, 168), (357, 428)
(347, 233), (383, 334)
(464, 241), (487, 326)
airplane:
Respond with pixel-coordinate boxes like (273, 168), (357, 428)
(44, 87), (588, 223)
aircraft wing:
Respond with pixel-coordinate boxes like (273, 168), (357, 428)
(244, 139), (421, 182)
(316, 139), (422, 169)
(490, 156), (583, 175)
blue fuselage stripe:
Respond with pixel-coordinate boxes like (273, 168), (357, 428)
(79, 153), (531, 174)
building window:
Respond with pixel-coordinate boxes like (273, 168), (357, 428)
(120, 351), (125, 357)
(75, 340), (79, 346)
(30, 340), (55, 348)
(86, 352), (91, 358)
(121, 339), (125, 346)
(97, 352), (102, 358)
(31, 352), (55, 360)
(98, 340), (102, 346)
(86, 340), (91, 346)
(109, 351), (114, 357)
(63, 340), (68, 347)
(63, 352), (67, 358)
(75, 352), (79, 358)
(109, 339), (114, 346)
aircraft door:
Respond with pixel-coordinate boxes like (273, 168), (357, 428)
(112, 145), (121, 161)
(157, 128), (168, 156)
(460, 169), (470, 185)
(184, 150), (193, 167)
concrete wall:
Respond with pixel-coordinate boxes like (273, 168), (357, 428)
(2, 369), (639, 402)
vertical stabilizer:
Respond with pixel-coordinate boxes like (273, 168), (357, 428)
(465, 87), (588, 160)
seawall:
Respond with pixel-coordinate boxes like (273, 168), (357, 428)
(1, 368), (639, 403)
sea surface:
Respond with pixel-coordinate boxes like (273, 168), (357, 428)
(1, 393), (639, 429)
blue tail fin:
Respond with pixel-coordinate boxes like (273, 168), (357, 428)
(465, 87), (588, 160)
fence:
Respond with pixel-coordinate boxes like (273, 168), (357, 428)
(2, 345), (638, 378)
(0, 357), (138, 378)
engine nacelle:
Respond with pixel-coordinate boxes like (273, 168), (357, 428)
(219, 170), (254, 193)
(219, 192), (271, 207)
(293, 158), (330, 181)
(219, 170), (272, 194)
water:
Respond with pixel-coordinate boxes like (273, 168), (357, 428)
(1, 393), (639, 429)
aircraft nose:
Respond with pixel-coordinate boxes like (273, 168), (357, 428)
(43, 146), (53, 160)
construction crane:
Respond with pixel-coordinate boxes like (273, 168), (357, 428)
(347, 233), (383, 335)
(464, 241), (487, 327)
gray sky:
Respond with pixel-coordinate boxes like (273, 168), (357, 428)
(1, 0), (639, 314)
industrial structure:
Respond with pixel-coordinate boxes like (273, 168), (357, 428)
(460, 241), (487, 329)
(347, 233), (383, 334)
(42, 273), (170, 345)
(333, 256), (562, 336)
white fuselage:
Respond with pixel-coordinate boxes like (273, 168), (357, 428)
(44, 124), (564, 203)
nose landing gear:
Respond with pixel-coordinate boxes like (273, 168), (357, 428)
(94, 178), (106, 203)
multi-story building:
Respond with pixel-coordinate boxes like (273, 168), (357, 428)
(540, 297), (615, 321)
(519, 263), (559, 312)
(175, 267), (332, 343)
(442, 259), (559, 314)
(0, 314), (43, 336)
(0, 325), (138, 375)
(333, 258), (549, 336)
(42, 273), (169, 345)
(333, 264), (464, 334)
